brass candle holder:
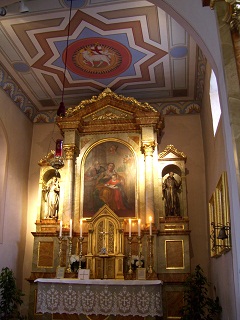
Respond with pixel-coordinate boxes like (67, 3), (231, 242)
(58, 236), (63, 267)
(137, 236), (143, 268)
(66, 236), (73, 273)
(78, 236), (84, 270)
(148, 235), (153, 274)
(128, 236), (133, 274)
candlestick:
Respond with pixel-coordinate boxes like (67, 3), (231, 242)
(80, 219), (83, 238)
(59, 220), (62, 237)
(129, 219), (131, 237)
(58, 236), (63, 267)
(138, 219), (141, 237)
(78, 236), (84, 271)
(148, 235), (153, 274)
(128, 236), (133, 274)
(66, 236), (73, 273)
(69, 219), (72, 237)
(149, 216), (152, 236)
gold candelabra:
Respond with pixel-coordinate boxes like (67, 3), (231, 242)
(58, 236), (63, 267)
(148, 235), (153, 274)
(66, 236), (73, 273)
(137, 236), (143, 268)
(128, 236), (133, 274)
(78, 236), (84, 270)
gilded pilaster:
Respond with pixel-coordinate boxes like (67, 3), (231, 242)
(142, 140), (156, 224)
(62, 144), (79, 224)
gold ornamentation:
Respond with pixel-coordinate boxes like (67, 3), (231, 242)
(158, 144), (187, 160)
(141, 141), (156, 156)
(63, 144), (79, 160)
(38, 150), (55, 166)
(211, 0), (240, 33)
(92, 111), (129, 120)
(65, 88), (157, 117)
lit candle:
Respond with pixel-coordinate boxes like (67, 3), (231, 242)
(80, 219), (83, 238)
(129, 219), (132, 237)
(59, 220), (62, 237)
(149, 216), (152, 236)
(69, 219), (72, 237)
(138, 219), (141, 237)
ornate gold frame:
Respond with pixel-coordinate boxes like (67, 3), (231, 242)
(209, 172), (231, 257)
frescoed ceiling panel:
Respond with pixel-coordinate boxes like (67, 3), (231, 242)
(0, 0), (204, 122)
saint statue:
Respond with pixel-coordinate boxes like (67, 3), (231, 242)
(44, 177), (60, 219)
(162, 172), (181, 216)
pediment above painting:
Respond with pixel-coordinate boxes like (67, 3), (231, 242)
(57, 88), (164, 135)
(158, 144), (187, 161)
(83, 105), (133, 122)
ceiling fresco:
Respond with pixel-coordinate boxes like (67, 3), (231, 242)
(0, 0), (205, 122)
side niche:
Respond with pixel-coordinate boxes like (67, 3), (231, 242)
(157, 144), (190, 320)
(158, 144), (187, 218)
(37, 151), (64, 224)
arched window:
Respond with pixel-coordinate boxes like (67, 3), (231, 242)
(210, 70), (221, 136)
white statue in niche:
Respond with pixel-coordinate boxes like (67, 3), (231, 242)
(43, 177), (60, 219)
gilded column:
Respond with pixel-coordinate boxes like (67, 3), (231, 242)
(62, 144), (79, 225)
(142, 141), (156, 224)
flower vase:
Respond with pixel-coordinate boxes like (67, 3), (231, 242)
(71, 261), (79, 273)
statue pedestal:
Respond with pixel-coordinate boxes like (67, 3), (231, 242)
(158, 216), (190, 319)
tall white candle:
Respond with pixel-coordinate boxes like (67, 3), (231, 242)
(69, 219), (72, 237)
(129, 219), (132, 237)
(138, 219), (141, 237)
(59, 220), (62, 237)
(80, 219), (83, 237)
(149, 216), (152, 236)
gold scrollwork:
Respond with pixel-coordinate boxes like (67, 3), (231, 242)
(63, 144), (79, 160)
(65, 88), (157, 117)
(158, 144), (187, 160)
(141, 141), (156, 156)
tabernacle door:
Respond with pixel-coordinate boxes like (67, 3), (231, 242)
(85, 205), (124, 279)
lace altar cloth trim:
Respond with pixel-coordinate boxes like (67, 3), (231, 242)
(35, 279), (163, 317)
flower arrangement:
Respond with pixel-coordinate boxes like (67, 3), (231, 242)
(70, 255), (86, 272)
(131, 255), (144, 270)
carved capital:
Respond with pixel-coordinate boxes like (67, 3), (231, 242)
(63, 144), (79, 160)
(141, 141), (156, 156)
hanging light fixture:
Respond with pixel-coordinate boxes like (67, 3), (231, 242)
(57, 0), (73, 117)
(50, 139), (64, 175)
(49, 0), (73, 174)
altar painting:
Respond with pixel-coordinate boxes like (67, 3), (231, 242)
(83, 141), (135, 217)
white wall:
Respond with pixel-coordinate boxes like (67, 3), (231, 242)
(0, 89), (32, 289)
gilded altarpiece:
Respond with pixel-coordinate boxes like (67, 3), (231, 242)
(28, 89), (193, 320)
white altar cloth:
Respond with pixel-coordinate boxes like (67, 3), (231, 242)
(35, 278), (163, 317)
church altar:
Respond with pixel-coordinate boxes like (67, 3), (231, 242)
(35, 278), (163, 317)
(28, 89), (191, 319)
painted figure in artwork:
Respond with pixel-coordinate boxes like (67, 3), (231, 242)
(83, 141), (135, 217)
(94, 163), (130, 212)
(44, 177), (60, 219)
(85, 161), (106, 182)
(162, 172), (181, 216)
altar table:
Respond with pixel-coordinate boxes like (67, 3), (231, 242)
(35, 278), (163, 317)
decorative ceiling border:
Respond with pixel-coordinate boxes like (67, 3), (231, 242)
(0, 63), (201, 123)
